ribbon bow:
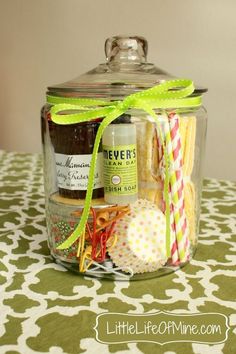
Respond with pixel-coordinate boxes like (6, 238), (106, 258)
(47, 79), (202, 257)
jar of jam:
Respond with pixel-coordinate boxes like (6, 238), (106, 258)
(47, 119), (104, 200)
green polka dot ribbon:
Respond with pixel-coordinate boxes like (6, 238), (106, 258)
(46, 79), (202, 258)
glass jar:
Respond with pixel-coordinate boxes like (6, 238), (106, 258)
(41, 35), (207, 280)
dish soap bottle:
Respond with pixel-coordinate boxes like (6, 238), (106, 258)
(102, 114), (138, 205)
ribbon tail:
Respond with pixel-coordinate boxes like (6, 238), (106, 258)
(57, 105), (126, 250)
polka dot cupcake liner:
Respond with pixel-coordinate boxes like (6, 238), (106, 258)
(108, 199), (168, 274)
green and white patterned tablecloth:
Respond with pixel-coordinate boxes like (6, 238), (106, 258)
(0, 151), (235, 354)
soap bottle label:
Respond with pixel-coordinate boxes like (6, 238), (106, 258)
(55, 152), (104, 190)
(103, 144), (137, 196)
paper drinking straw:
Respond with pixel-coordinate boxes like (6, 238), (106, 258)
(157, 119), (178, 264)
(163, 113), (189, 262)
(181, 116), (197, 244)
(169, 113), (189, 261)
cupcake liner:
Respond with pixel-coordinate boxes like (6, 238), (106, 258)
(108, 199), (167, 274)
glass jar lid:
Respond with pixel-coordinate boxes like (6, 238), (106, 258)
(47, 35), (207, 99)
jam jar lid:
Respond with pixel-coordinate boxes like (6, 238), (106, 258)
(47, 35), (207, 99)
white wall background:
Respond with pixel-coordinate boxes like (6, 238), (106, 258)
(0, 0), (235, 180)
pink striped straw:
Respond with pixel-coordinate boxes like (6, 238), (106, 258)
(168, 113), (189, 262)
(157, 113), (190, 264)
(157, 118), (178, 264)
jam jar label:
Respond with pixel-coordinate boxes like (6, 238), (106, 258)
(55, 153), (104, 190)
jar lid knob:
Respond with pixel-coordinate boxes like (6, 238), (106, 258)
(105, 35), (148, 64)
